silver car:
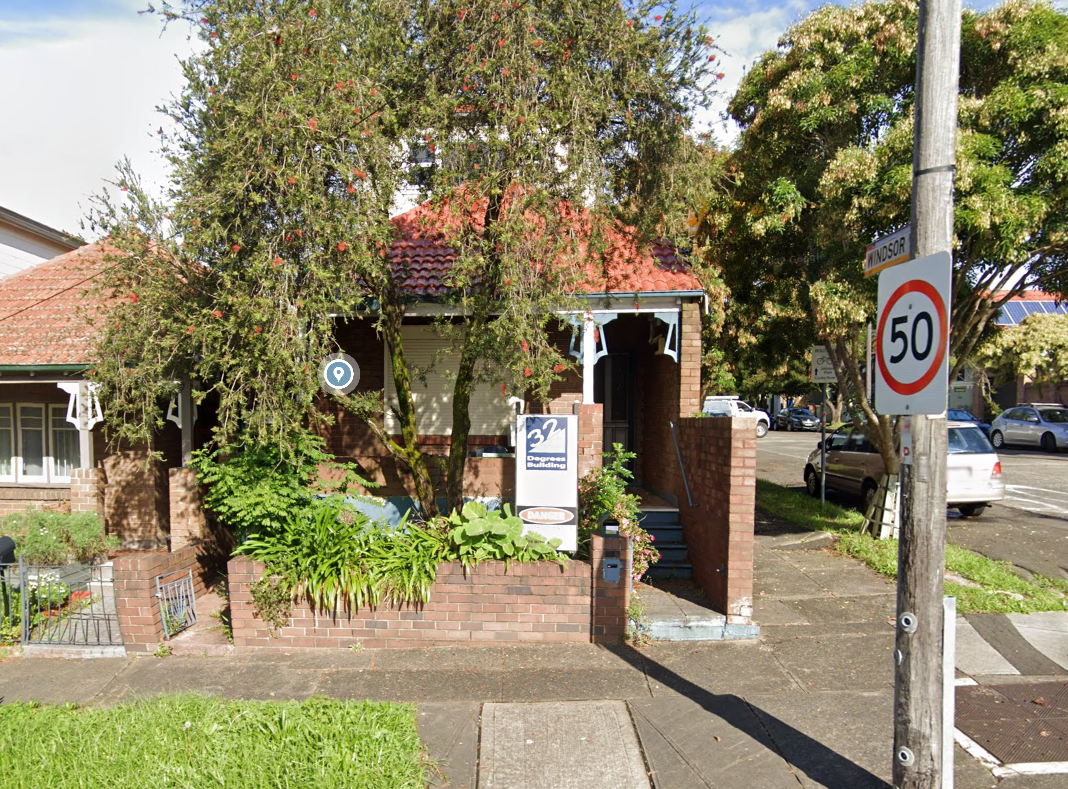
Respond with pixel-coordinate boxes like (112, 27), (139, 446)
(804, 422), (1005, 517)
(990, 404), (1068, 453)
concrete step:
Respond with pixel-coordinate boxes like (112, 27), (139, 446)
(637, 509), (680, 527)
(645, 563), (692, 581)
(653, 542), (688, 565)
(644, 525), (683, 543)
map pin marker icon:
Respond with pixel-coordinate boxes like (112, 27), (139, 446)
(332, 365), (345, 383)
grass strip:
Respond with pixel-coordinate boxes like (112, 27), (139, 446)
(0, 694), (426, 789)
(757, 478), (1068, 615)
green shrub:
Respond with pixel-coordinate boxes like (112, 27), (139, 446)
(2, 510), (117, 565)
(441, 501), (566, 567)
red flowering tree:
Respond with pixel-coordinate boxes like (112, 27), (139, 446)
(90, 0), (715, 517)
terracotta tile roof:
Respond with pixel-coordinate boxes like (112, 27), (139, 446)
(0, 243), (110, 366)
(389, 196), (701, 298)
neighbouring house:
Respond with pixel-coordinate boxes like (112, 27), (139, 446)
(0, 205), (81, 279)
(0, 242), (183, 547)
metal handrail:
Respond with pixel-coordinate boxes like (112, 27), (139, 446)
(669, 420), (695, 507)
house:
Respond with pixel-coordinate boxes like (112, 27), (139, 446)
(0, 242), (180, 547)
(0, 205), (81, 279)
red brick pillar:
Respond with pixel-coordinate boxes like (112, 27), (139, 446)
(679, 301), (702, 417)
(169, 467), (207, 551)
(577, 403), (603, 480)
(590, 532), (631, 643)
(70, 467), (103, 514)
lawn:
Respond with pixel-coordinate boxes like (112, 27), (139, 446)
(756, 478), (1068, 615)
(0, 694), (426, 789)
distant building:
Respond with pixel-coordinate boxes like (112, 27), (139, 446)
(0, 205), (82, 278)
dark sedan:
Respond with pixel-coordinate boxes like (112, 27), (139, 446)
(947, 408), (991, 437)
(775, 407), (822, 432)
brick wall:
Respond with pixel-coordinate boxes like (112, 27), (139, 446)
(589, 532), (631, 642)
(70, 468), (103, 514)
(675, 417), (756, 624)
(103, 450), (169, 550)
(228, 557), (601, 650)
(113, 545), (210, 653)
(0, 486), (70, 516)
(168, 468), (208, 551)
(577, 403), (603, 479)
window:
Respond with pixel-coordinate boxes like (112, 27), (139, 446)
(0, 405), (12, 480)
(49, 405), (80, 481)
(827, 429), (850, 451)
(18, 405), (46, 480)
(948, 426), (994, 454)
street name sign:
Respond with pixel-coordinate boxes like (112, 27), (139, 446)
(810, 345), (837, 384)
(864, 226), (911, 277)
(875, 251), (951, 415)
(515, 414), (578, 551)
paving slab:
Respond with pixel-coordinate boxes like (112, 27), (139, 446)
(773, 550), (896, 598)
(783, 595), (896, 627)
(243, 649), (373, 670)
(479, 701), (650, 789)
(753, 596), (811, 626)
(747, 690), (894, 789)
(417, 702), (480, 789)
(370, 646), (506, 672)
(93, 655), (245, 704)
(769, 631), (894, 694)
(222, 664), (324, 701)
(498, 668), (650, 702)
(754, 552), (831, 600)
(641, 641), (800, 697)
(629, 696), (799, 789)
(498, 643), (635, 670)
(956, 615), (1020, 676)
(0, 657), (128, 705)
(1007, 612), (1068, 672)
(316, 668), (503, 702)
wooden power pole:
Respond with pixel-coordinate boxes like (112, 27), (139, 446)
(894, 0), (960, 787)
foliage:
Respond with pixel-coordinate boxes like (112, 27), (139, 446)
(250, 575), (294, 634)
(974, 313), (1068, 389)
(440, 501), (565, 568)
(190, 429), (375, 540)
(3, 510), (117, 565)
(625, 591), (652, 647)
(577, 444), (659, 580)
(152, 641), (173, 658)
(757, 478), (1068, 614)
(0, 694), (425, 789)
(699, 0), (1068, 465)
(1, 588), (22, 642)
(89, 0), (717, 518)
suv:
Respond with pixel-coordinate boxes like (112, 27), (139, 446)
(990, 405), (1068, 452)
(803, 422), (1005, 517)
(702, 396), (771, 438)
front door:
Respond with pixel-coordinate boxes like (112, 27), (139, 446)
(595, 353), (635, 465)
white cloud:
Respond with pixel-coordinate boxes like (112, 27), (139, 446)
(0, 7), (199, 237)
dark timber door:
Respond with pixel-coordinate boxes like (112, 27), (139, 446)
(595, 353), (635, 469)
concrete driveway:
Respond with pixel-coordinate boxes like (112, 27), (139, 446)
(757, 432), (1068, 582)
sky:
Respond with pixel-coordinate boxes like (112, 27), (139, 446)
(0, 0), (1020, 240)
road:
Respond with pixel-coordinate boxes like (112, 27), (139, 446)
(756, 431), (1068, 582)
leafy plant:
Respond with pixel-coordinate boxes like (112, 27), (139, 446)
(153, 641), (172, 658)
(625, 592), (652, 647)
(3, 510), (117, 565)
(250, 575), (293, 635)
(578, 444), (659, 580)
(440, 502), (566, 568)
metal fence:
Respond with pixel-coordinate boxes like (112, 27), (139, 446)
(156, 568), (197, 639)
(0, 558), (123, 647)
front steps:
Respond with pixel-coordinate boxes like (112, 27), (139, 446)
(639, 507), (691, 581)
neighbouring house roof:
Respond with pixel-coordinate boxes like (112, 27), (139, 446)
(0, 205), (83, 251)
(389, 196), (702, 298)
(0, 242), (109, 368)
(993, 290), (1068, 326)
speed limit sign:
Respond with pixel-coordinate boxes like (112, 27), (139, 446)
(874, 251), (951, 415)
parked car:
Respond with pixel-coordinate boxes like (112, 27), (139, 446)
(775, 407), (822, 432)
(989, 404), (1068, 452)
(702, 396), (771, 438)
(803, 422), (1005, 517)
(946, 408), (991, 436)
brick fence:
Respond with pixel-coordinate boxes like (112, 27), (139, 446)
(113, 545), (212, 653)
(675, 417), (756, 625)
(227, 533), (631, 650)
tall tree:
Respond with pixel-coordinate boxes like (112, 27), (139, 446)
(90, 0), (714, 517)
(698, 0), (1068, 470)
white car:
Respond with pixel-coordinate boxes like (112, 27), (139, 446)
(702, 396), (771, 438)
(804, 421), (1005, 517)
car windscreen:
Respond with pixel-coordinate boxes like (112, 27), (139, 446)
(794, 409), (816, 417)
(704, 403), (731, 415)
(1038, 409), (1068, 423)
(947, 409), (975, 421)
(948, 426), (995, 454)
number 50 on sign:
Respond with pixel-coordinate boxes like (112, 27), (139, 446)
(875, 251), (951, 415)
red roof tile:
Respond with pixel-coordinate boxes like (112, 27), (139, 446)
(389, 195), (701, 297)
(0, 243), (110, 366)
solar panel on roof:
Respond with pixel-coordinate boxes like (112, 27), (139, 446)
(1022, 301), (1045, 315)
(1004, 302), (1028, 324)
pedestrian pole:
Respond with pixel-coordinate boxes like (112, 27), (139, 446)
(820, 383), (827, 511)
(893, 0), (960, 787)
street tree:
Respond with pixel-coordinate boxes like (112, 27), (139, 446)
(698, 0), (1068, 471)
(89, 0), (715, 517)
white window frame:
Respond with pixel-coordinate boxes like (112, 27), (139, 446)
(0, 403), (14, 482)
(17, 403), (48, 483)
(48, 403), (80, 483)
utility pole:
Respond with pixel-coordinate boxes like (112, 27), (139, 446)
(894, 0), (960, 787)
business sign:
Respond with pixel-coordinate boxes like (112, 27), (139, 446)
(810, 345), (837, 384)
(516, 414), (578, 551)
(864, 226), (911, 277)
(875, 251), (951, 415)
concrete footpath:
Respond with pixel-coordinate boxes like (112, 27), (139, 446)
(1, 514), (1065, 789)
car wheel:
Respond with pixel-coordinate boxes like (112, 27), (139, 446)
(861, 480), (878, 512)
(804, 467), (820, 497)
(958, 504), (987, 518)
(756, 421), (769, 439)
(990, 430), (1004, 449)
(1041, 433), (1058, 453)
(786, 421), (794, 432)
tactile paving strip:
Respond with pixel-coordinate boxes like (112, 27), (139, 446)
(956, 682), (1068, 764)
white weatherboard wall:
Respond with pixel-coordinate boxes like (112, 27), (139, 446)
(0, 221), (71, 277)
(384, 325), (515, 436)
